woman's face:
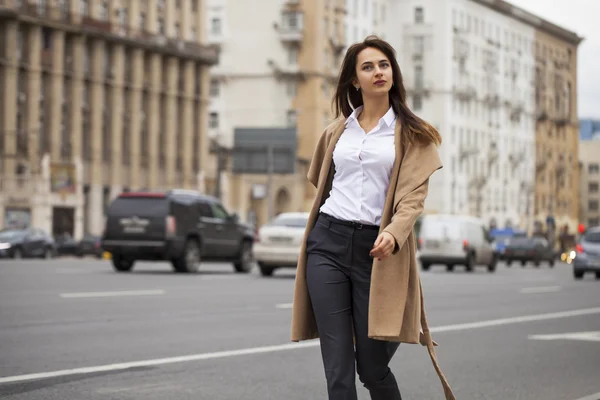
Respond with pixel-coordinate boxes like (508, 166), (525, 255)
(353, 47), (394, 98)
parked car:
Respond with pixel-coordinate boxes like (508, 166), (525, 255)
(504, 237), (555, 267)
(55, 233), (79, 256)
(76, 234), (103, 258)
(0, 228), (56, 259)
(573, 227), (600, 279)
(418, 214), (497, 272)
(253, 212), (309, 276)
(490, 227), (527, 260)
(101, 189), (255, 273)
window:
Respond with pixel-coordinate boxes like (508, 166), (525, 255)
(287, 81), (297, 97)
(589, 164), (599, 174)
(415, 7), (424, 23)
(286, 109), (297, 127)
(210, 79), (219, 97)
(209, 112), (219, 129)
(413, 95), (422, 111)
(288, 46), (298, 64)
(590, 200), (599, 212)
(198, 202), (213, 218)
(415, 65), (423, 88)
(139, 12), (146, 30)
(210, 203), (229, 220)
(588, 218), (599, 228)
(211, 17), (222, 35)
(158, 18), (165, 35)
(589, 182), (599, 193)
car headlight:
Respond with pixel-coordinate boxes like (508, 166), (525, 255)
(569, 250), (576, 259)
(0, 243), (11, 250)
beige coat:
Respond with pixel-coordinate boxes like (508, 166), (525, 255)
(291, 117), (455, 399)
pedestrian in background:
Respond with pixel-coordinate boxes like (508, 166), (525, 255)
(290, 36), (455, 400)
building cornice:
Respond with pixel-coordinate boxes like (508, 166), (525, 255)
(470, 0), (584, 45)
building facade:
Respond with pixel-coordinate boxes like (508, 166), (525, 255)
(0, 0), (217, 237)
(344, 0), (389, 48)
(385, 0), (581, 234)
(205, 0), (346, 227)
(579, 139), (600, 229)
(532, 13), (582, 236)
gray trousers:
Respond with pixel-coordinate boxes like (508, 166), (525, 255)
(306, 213), (401, 400)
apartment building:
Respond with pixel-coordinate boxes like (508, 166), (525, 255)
(579, 140), (600, 229)
(205, 0), (345, 227)
(386, 0), (581, 234)
(532, 13), (582, 235)
(0, 0), (217, 237)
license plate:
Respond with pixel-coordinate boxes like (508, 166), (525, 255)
(426, 240), (440, 249)
(269, 236), (292, 244)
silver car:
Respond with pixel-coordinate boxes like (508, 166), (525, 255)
(573, 227), (600, 280)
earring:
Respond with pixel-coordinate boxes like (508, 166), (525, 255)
(356, 86), (360, 91)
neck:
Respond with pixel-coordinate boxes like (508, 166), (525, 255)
(359, 96), (390, 123)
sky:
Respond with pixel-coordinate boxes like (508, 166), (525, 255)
(509, 0), (600, 119)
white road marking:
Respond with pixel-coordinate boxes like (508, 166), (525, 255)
(275, 303), (293, 309)
(428, 307), (600, 333)
(573, 391), (600, 400)
(1, 306), (599, 384)
(60, 290), (165, 299)
(529, 331), (600, 342)
(519, 286), (562, 294)
(0, 341), (319, 384)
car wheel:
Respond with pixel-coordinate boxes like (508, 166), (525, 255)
(465, 254), (475, 272)
(549, 259), (555, 268)
(259, 263), (275, 277)
(534, 260), (540, 268)
(573, 271), (584, 279)
(506, 260), (512, 267)
(487, 254), (497, 273)
(595, 272), (600, 280)
(43, 247), (53, 259)
(233, 241), (253, 273)
(421, 262), (431, 271)
(521, 261), (527, 267)
(174, 239), (201, 273)
(446, 264), (455, 272)
(112, 256), (134, 272)
(12, 247), (23, 259)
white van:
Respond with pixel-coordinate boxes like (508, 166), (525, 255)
(417, 214), (497, 272)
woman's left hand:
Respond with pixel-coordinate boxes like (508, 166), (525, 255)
(370, 232), (396, 260)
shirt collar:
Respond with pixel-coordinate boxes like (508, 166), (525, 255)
(345, 106), (397, 129)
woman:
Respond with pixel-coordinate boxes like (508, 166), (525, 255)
(291, 36), (455, 400)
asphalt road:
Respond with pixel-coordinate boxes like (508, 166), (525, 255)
(0, 258), (599, 400)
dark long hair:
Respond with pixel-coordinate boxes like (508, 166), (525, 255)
(333, 35), (441, 146)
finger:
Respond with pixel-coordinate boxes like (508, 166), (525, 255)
(373, 234), (383, 248)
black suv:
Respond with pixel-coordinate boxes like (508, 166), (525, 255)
(101, 189), (255, 273)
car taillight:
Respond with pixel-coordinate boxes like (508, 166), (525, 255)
(166, 216), (176, 237)
(417, 238), (423, 250)
(576, 244), (584, 254)
(462, 239), (469, 251)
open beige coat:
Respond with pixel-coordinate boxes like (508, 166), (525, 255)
(291, 117), (455, 399)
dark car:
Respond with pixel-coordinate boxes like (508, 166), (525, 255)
(0, 228), (56, 259)
(76, 234), (103, 258)
(55, 233), (79, 256)
(504, 237), (555, 267)
(573, 227), (600, 279)
(101, 189), (255, 273)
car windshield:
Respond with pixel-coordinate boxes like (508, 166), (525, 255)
(269, 216), (308, 228)
(508, 237), (535, 246)
(0, 230), (28, 240)
(583, 231), (600, 243)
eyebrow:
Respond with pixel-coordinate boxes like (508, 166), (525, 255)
(361, 59), (390, 66)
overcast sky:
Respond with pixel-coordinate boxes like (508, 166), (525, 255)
(509, 0), (600, 119)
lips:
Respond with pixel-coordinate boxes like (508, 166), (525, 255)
(374, 80), (387, 85)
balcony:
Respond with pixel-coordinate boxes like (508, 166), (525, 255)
(0, 175), (48, 197)
(279, 25), (303, 43)
(267, 59), (305, 80)
(406, 81), (431, 97)
(454, 82), (476, 101)
(483, 94), (501, 109)
(0, 1), (218, 65)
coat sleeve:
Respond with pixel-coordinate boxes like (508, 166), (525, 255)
(307, 128), (330, 188)
(383, 142), (442, 253)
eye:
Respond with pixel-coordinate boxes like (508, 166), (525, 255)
(380, 62), (390, 68)
(363, 65), (373, 70)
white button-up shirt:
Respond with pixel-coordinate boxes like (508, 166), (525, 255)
(320, 106), (397, 226)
